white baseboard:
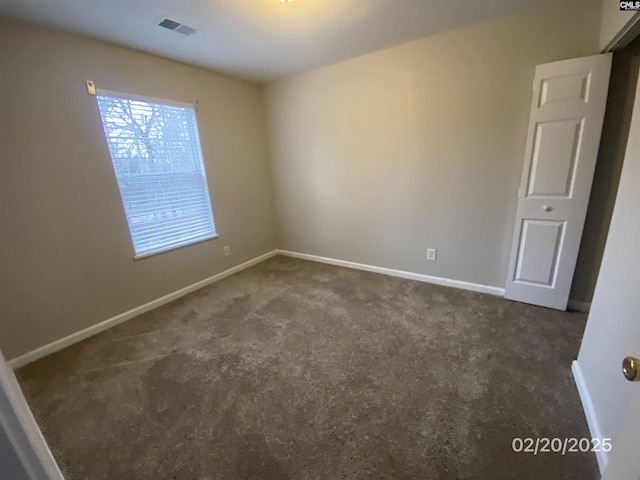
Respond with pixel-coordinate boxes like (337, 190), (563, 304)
(572, 360), (607, 472)
(568, 300), (591, 313)
(277, 250), (505, 297)
(8, 250), (278, 369)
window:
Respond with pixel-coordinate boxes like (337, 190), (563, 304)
(96, 90), (216, 259)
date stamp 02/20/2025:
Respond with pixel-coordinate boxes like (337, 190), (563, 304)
(512, 437), (612, 456)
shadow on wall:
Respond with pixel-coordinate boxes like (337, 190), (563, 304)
(571, 42), (640, 304)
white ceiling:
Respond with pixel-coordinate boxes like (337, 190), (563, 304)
(0, 0), (559, 81)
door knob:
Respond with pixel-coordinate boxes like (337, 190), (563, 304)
(543, 205), (553, 212)
(622, 357), (640, 381)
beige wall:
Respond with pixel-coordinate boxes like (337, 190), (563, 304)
(0, 19), (278, 359)
(263, 0), (601, 291)
(600, 0), (636, 50)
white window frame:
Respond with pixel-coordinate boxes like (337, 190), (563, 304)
(95, 88), (218, 259)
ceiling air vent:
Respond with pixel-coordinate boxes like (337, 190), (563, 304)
(158, 17), (196, 36)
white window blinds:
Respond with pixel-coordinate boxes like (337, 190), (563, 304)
(96, 91), (216, 258)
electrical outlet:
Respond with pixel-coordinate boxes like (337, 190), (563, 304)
(427, 248), (437, 261)
(224, 245), (231, 257)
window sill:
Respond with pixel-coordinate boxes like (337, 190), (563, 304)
(133, 234), (219, 261)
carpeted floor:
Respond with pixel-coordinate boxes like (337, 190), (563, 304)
(17, 256), (598, 479)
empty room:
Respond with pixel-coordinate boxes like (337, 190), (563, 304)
(1, 0), (640, 478)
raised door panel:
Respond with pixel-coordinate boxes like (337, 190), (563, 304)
(514, 220), (565, 287)
(526, 119), (583, 198)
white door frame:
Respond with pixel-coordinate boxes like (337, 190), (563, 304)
(572, 68), (640, 477)
(0, 349), (64, 480)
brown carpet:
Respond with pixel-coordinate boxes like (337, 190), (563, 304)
(17, 256), (598, 479)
